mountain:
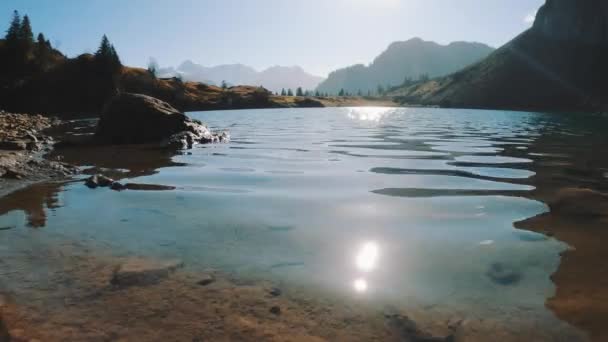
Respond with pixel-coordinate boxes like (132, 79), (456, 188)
(391, 0), (608, 113)
(316, 38), (494, 95)
(159, 61), (325, 93)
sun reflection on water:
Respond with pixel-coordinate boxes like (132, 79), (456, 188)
(355, 241), (379, 272)
(353, 278), (368, 293)
(347, 107), (392, 122)
(352, 241), (381, 295)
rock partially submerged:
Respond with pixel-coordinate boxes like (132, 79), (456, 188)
(96, 93), (228, 149)
(84, 174), (175, 192)
(111, 258), (184, 287)
(550, 188), (608, 217)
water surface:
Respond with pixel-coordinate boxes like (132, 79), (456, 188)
(3, 107), (608, 339)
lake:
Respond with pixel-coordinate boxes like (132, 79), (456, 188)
(2, 107), (608, 341)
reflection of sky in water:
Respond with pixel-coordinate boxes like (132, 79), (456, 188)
(0, 107), (579, 321)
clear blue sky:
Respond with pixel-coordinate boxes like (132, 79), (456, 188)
(1, 0), (543, 76)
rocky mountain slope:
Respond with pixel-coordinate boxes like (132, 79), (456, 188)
(316, 38), (494, 95)
(391, 0), (608, 113)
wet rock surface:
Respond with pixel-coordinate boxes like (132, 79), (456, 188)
(96, 93), (229, 149)
(0, 112), (78, 198)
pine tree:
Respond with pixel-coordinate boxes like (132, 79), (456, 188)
(5, 10), (20, 43)
(95, 35), (122, 72)
(221, 80), (228, 89)
(287, 89), (293, 96)
(281, 88), (286, 96)
(296, 87), (303, 96)
(339, 89), (345, 97)
(19, 15), (34, 43)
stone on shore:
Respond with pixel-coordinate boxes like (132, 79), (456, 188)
(84, 174), (115, 189)
(96, 93), (229, 149)
(111, 258), (184, 287)
(550, 188), (608, 217)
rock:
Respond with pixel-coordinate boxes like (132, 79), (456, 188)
(197, 274), (215, 286)
(268, 287), (282, 297)
(550, 188), (608, 217)
(384, 313), (454, 341)
(123, 183), (176, 191)
(110, 182), (127, 191)
(486, 262), (522, 286)
(96, 93), (229, 148)
(160, 131), (198, 150)
(269, 306), (281, 315)
(96, 93), (189, 144)
(84, 174), (115, 189)
(2, 168), (24, 180)
(111, 258), (184, 287)
(0, 140), (28, 150)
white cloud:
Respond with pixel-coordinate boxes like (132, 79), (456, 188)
(524, 10), (537, 24)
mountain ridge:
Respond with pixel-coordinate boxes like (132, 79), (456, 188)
(316, 38), (494, 95)
(158, 61), (325, 93)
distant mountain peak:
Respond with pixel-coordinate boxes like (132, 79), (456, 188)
(160, 61), (324, 92)
(316, 38), (494, 94)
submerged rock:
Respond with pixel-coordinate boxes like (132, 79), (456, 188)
(197, 274), (216, 286)
(111, 258), (184, 287)
(550, 188), (608, 217)
(384, 312), (454, 341)
(84, 174), (115, 189)
(269, 306), (281, 315)
(486, 262), (522, 286)
(96, 93), (229, 149)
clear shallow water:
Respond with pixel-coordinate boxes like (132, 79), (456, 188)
(3, 107), (607, 331)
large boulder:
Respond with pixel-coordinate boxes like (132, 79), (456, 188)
(96, 93), (228, 148)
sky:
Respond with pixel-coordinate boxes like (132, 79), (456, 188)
(0, 0), (544, 77)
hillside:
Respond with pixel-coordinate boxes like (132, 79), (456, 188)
(159, 61), (325, 93)
(316, 38), (494, 95)
(390, 0), (608, 113)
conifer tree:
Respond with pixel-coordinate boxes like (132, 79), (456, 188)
(19, 15), (34, 43)
(287, 88), (293, 96)
(296, 87), (303, 96)
(338, 89), (345, 97)
(5, 10), (20, 43)
(281, 88), (286, 96)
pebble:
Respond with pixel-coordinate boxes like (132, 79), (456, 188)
(197, 274), (215, 286)
(269, 306), (281, 315)
(268, 287), (282, 297)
